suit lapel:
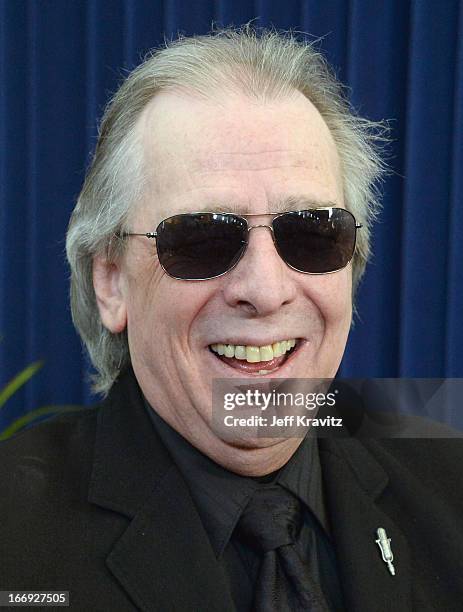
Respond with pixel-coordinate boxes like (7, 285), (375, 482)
(319, 438), (412, 612)
(106, 465), (236, 612)
(88, 370), (235, 612)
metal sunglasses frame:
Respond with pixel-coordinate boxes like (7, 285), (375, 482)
(119, 207), (363, 281)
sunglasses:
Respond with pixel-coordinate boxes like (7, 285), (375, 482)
(120, 208), (361, 281)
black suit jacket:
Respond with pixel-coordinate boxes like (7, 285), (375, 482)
(1, 369), (463, 611)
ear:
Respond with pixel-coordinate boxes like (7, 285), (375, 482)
(92, 255), (127, 333)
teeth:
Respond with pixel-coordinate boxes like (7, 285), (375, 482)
(260, 345), (273, 361)
(272, 342), (283, 358)
(210, 339), (297, 363)
(246, 346), (260, 362)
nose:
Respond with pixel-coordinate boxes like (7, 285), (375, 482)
(222, 225), (297, 316)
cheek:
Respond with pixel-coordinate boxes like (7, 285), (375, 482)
(309, 270), (352, 329)
(122, 255), (168, 362)
(125, 263), (215, 352)
(124, 261), (162, 326)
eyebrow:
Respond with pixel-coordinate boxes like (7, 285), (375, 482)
(192, 196), (337, 215)
(273, 196), (337, 213)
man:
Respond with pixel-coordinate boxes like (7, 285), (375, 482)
(1, 27), (462, 611)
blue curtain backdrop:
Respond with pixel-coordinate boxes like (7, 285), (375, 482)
(1, 1), (462, 429)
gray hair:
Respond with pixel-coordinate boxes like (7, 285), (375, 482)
(66, 25), (388, 395)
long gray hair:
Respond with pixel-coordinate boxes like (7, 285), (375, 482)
(66, 26), (388, 395)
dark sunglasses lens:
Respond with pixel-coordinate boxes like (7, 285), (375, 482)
(156, 213), (247, 279)
(273, 209), (357, 273)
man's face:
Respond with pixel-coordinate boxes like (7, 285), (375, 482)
(95, 90), (352, 475)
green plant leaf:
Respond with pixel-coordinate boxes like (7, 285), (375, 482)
(0, 405), (84, 440)
(0, 361), (44, 410)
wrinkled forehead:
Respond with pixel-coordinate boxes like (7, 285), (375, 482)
(133, 89), (343, 220)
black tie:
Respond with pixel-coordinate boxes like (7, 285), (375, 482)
(237, 485), (330, 612)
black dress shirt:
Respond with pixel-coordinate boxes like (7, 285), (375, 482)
(144, 401), (346, 611)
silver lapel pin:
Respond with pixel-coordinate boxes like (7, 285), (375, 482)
(376, 527), (396, 576)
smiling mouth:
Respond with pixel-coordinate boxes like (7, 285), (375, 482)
(209, 339), (299, 374)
